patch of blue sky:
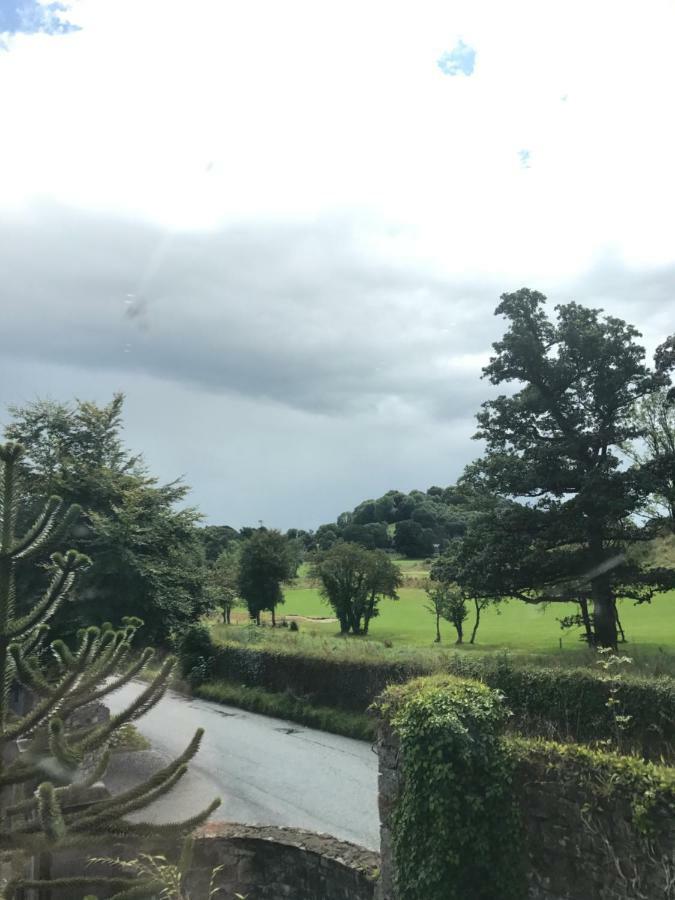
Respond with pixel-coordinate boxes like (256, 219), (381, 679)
(0, 0), (79, 38)
(437, 39), (476, 77)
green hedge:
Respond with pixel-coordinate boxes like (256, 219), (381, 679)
(377, 675), (524, 900)
(193, 679), (375, 741)
(186, 631), (675, 759)
(447, 655), (675, 760)
(207, 639), (425, 711)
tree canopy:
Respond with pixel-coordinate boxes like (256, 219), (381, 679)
(626, 385), (675, 532)
(207, 542), (242, 624)
(237, 529), (295, 625)
(4, 395), (210, 645)
(0, 441), (219, 897)
(311, 485), (489, 557)
(310, 542), (402, 635)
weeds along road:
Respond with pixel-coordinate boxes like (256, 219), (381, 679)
(105, 681), (380, 850)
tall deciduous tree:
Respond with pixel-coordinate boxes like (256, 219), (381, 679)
(310, 542), (402, 635)
(4, 395), (209, 645)
(237, 529), (294, 625)
(466, 289), (675, 648)
(0, 442), (220, 897)
(207, 542), (241, 625)
(430, 545), (494, 644)
(424, 580), (467, 644)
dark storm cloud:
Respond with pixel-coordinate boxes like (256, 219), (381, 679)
(0, 204), (505, 424)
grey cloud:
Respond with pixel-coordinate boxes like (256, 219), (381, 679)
(0, 205), (505, 424)
(1, 204), (673, 528)
(0, 355), (479, 529)
(556, 257), (675, 352)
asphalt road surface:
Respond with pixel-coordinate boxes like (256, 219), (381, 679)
(105, 681), (380, 849)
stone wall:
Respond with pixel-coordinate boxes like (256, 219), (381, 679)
(377, 723), (675, 900)
(376, 719), (401, 900)
(185, 822), (380, 900)
(42, 822), (380, 899)
(513, 750), (675, 900)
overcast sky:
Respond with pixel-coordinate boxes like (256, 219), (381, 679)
(1, 0), (674, 529)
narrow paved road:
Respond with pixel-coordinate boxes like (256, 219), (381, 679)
(105, 682), (380, 849)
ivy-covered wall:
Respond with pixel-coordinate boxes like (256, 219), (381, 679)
(376, 675), (675, 900)
(376, 676), (525, 900)
(512, 739), (675, 900)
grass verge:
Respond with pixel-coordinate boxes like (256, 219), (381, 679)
(193, 678), (376, 742)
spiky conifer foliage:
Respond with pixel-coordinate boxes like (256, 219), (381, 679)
(0, 442), (221, 898)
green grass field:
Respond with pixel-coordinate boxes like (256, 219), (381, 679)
(216, 543), (675, 675)
(206, 544), (675, 730)
(272, 584), (675, 651)
(279, 546), (675, 654)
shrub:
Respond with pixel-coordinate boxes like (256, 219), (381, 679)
(177, 623), (218, 686)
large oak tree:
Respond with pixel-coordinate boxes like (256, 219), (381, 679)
(465, 288), (675, 647)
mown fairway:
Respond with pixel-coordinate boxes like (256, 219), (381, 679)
(274, 583), (675, 652)
(220, 545), (675, 671)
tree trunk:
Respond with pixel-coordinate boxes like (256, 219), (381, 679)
(271, 607), (276, 627)
(363, 593), (376, 634)
(455, 620), (463, 644)
(578, 595), (593, 646)
(592, 584), (618, 649)
(589, 535), (618, 648)
(470, 599), (481, 644)
(435, 612), (441, 643)
(616, 609), (626, 643)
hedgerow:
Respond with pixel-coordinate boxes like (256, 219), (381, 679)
(447, 654), (675, 760)
(193, 679), (375, 741)
(187, 631), (675, 758)
(198, 636), (425, 710)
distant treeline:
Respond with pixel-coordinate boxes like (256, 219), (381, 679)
(199, 483), (500, 561)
